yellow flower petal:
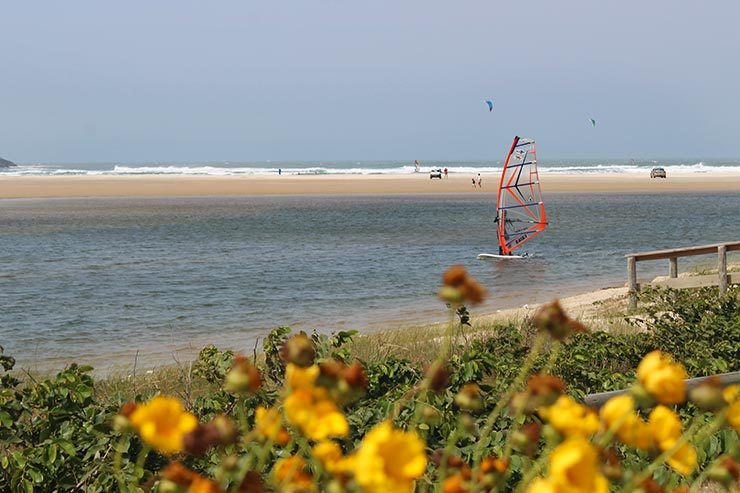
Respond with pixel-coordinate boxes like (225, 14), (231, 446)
(637, 351), (687, 405)
(129, 396), (198, 455)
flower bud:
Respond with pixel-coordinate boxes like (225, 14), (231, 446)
(342, 361), (368, 389)
(459, 280), (486, 304)
(439, 286), (464, 305)
(526, 373), (566, 407)
(637, 478), (665, 493)
(707, 456), (740, 488)
(689, 381), (726, 412)
(443, 265), (468, 287)
(222, 454), (239, 472)
(280, 333), (316, 367)
(224, 356), (262, 394)
(239, 471), (266, 493)
(112, 414), (132, 433)
(431, 449), (466, 469)
(511, 422), (541, 457)
(162, 462), (197, 485)
(420, 404), (442, 426)
(458, 413), (477, 433)
(424, 363), (451, 392)
(318, 360), (345, 381)
(113, 402), (137, 432)
(158, 479), (182, 493)
(183, 423), (221, 457)
(454, 383), (483, 411)
(480, 456), (508, 474)
(601, 447), (622, 480)
(212, 414), (238, 445)
(532, 300), (586, 340)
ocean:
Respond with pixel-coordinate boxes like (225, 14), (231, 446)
(2, 159), (740, 176)
(1, 192), (739, 372)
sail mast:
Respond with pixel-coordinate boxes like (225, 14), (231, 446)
(496, 136), (520, 254)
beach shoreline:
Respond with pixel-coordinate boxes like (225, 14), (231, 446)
(2, 172), (740, 199)
(25, 281), (630, 375)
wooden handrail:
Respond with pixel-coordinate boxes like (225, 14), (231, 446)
(583, 371), (740, 408)
(626, 241), (740, 262)
(625, 240), (738, 309)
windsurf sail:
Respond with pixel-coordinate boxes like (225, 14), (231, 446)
(495, 136), (548, 255)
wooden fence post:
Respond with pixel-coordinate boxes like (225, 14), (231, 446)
(718, 245), (728, 295)
(628, 256), (637, 310)
(669, 257), (678, 278)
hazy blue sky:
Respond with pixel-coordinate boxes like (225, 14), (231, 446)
(2, 1), (739, 162)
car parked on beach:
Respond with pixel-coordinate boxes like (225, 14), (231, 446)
(430, 168), (443, 179)
(650, 167), (667, 178)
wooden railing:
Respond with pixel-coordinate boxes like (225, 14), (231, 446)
(625, 241), (740, 309)
(583, 370), (740, 407)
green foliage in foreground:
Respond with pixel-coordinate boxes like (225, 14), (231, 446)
(1, 287), (739, 492)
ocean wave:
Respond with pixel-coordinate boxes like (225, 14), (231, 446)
(3, 162), (740, 176)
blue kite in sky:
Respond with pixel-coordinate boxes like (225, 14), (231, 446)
(485, 100), (493, 112)
(589, 118), (597, 127)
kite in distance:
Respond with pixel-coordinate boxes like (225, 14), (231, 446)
(589, 118), (597, 127)
(485, 100), (494, 112)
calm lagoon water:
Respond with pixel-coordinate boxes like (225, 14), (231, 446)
(1, 193), (738, 371)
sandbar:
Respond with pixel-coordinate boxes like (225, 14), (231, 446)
(1, 173), (739, 199)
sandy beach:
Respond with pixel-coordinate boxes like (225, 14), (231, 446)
(1, 173), (740, 199)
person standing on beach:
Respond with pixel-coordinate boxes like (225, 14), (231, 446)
(477, 173), (482, 188)
(414, 160), (420, 173)
(444, 167), (448, 178)
(472, 177), (477, 188)
(278, 168), (282, 175)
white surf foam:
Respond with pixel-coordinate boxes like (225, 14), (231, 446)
(3, 161), (740, 176)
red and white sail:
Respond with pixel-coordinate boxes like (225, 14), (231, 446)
(496, 136), (548, 255)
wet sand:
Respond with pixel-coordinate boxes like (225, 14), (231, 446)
(1, 173), (740, 199)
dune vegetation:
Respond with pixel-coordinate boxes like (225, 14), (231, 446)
(1, 268), (739, 492)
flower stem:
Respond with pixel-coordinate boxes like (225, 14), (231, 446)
(473, 332), (547, 466)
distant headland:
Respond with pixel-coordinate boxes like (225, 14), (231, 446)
(0, 157), (17, 168)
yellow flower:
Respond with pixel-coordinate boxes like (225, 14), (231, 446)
(525, 478), (557, 493)
(663, 440), (697, 476)
(539, 395), (600, 438)
(129, 396), (198, 455)
(724, 384), (740, 403)
(254, 406), (290, 446)
(353, 421), (427, 493)
(312, 440), (343, 470)
(188, 476), (223, 493)
(546, 437), (608, 493)
(286, 363), (320, 390)
(724, 385), (740, 432)
(273, 455), (315, 492)
(637, 351), (687, 405)
(284, 387), (348, 440)
(599, 394), (652, 449)
(648, 405), (682, 448)
(648, 406), (697, 476)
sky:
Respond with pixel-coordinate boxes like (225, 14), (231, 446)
(2, 0), (739, 162)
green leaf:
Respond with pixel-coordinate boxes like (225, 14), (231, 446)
(0, 410), (12, 427)
(27, 469), (42, 483)
(57, 440), (77, 457)
(48, 444), (57, 464)
(12, 451), (26, 468)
